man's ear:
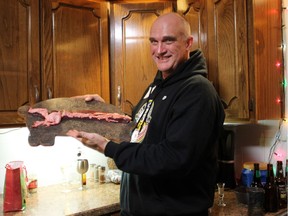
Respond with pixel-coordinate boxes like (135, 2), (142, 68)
(186, 36), (193, 50)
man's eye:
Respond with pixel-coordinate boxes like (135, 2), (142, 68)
(150, 41), (158, 45)
(165, 40), (173, 44)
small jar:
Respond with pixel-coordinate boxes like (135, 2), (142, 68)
(88, 164), (96, 181)
(94, 165), (100, 182)
(98, 166), (106, 184)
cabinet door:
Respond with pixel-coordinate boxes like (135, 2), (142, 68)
(180, 0), (208, 59)
(209, 0), (250, 120)
(181, 0), (249, 120)
(110, 2), (174, 115)
(248, 0), (283, 120)
(0, 0), (40, 126)
(41, 0), (110, 102)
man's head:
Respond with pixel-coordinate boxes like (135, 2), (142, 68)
(149, 12), (193, 79)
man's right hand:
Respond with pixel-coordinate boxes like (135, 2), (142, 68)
(72, 94), (105, 103)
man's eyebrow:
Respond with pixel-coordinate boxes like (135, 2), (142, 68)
(149, 37), (155, 41)
(149, 36), (176, 41)
(162, 36), (176, 41)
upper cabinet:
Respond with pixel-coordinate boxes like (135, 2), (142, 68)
(180, 0), (283, 121)
(0, 0), (110, 126)
(248, 0), (283, 120)
(41, 0), (110, 101)
(0, 0), (40, 125)
(0, 0), (283, 127)
(208, 0), (250, 120)
(109, 1), (175, 115)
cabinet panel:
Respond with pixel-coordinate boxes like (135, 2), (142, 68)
(110, 2), (174, 114)
(42, 0), (110, 102)
(249, 0), (283, 120)
(181, 0), (250, 120)
(181, 0), (208, 57)
(212, 0), (249, 120)
(0, 0), (40, 126)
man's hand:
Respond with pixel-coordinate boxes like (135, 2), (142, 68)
(67, 130), (109, 153)
(72, 94), (105, 103)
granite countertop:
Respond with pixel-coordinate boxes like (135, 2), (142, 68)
(1, 183), (287, 216)
(211, 189), (287, 216)
(0, 181), (120, 216)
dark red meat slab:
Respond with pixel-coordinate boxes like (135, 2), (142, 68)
(18, 98), (135, 146)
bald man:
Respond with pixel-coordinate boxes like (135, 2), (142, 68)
(68, 12), (225, 216)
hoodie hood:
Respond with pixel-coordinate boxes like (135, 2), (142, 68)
(153, 49), (208, 87)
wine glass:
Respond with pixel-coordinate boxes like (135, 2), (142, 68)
(217, 182), (226, 207)
(76, 159), (89, 190)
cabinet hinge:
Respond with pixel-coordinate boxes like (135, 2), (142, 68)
(249, 99), (254, 111)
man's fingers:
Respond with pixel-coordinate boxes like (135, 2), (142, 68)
(81, 136), (90, 144)
(66, 129), (80, 138)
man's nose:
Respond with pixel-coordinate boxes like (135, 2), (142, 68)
(156, 42), (166, 54)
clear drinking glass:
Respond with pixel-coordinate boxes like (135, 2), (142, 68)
(217, 182), (226, 207)
(76, 159), (89, 190)
(60, 164), (71, 193)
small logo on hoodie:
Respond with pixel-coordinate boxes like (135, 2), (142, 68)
(162, 96), (167, 100)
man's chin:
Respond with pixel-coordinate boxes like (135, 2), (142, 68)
(156, 64), (172, 73)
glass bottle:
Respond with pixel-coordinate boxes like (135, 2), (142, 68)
(251, 163), (263, 188)
(264, 163), (279, 212)
(98, 166), (106, 184)
(286, 159), (288, 191)
(88, 163), (96, 182)
(276, 161), (287, 209)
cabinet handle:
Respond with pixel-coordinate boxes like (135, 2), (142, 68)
(34, 85), (40, 102)
(117, 86), (121, 107)
(47, 86), (53, 99)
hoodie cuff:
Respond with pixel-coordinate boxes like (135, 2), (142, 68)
(104, 141), (119, 158)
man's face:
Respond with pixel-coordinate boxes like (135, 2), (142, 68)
(149, 17), (192, 78)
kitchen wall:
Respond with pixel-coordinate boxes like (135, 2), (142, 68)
(225, 120), (288, 182)
(0, 127), (108, 194)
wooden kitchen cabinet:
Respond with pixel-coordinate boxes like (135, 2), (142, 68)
(41, 0), (110, 101)
(207, 0), (250, 120)
(181, 0), (249, 120)
(248, 0), (283, 120)
(109, 1), (176, 115)
(0, 0), (110, 126)
(0, 0), (283, 127)
(181, 0), (283, 121)
(0, 0), (40, 126)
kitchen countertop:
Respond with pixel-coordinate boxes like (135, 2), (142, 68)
(0, 183), (287, 216)
(211, 189), (287, 216)
(0, 181), (120, 216)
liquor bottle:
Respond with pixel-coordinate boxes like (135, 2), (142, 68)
(285, 159), (288, 206)
(264, 163), (279, 212)
(251, 163), (263, 188)
(285, 159), (288, 182)
(276, 160), (287, 209)
(286, 159), (288, 187)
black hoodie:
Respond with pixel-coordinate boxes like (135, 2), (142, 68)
(105, 49), (225, 216)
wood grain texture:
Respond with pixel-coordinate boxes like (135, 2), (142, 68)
(251, 0), (283, 120)
(42, 0), (110, 102)
(213, 0), (249, 120)
(0, 0), (40, 126)
(109, 2), (174, 115)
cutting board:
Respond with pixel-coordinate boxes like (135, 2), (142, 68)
(18, 98), (135, 146)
